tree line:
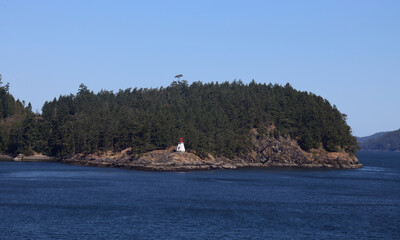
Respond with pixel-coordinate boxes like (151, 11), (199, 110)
(0, 74), (38, 155)
(0, 77), (359, 158)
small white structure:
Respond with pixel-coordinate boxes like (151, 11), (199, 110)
(176, 137), (185, 152)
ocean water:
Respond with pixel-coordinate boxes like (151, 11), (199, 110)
(0, 151), (399, 239)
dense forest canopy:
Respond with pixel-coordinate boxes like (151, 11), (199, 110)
(0, 78), (359, 158)
(0, 74), (38, 155)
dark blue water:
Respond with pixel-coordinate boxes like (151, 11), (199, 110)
(1, 151), (399, 239)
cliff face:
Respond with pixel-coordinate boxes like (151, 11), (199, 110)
(61, 130), (362, 171)
(243, 130), (361, 169)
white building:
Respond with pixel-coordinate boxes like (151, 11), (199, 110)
(176, 137), (185, 152)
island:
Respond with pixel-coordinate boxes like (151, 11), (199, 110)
(0, 77), (362, 170)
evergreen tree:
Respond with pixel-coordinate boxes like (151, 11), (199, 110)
(0, 79), (359, 157)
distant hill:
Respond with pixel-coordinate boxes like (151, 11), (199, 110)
(357, 132), (389, 143)
(359, 129), (400, 151)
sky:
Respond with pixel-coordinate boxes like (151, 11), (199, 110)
(0, 0), (399, 137)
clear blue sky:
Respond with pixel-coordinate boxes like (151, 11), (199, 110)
(1, 0), (399, 137)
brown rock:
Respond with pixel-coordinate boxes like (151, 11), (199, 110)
(244, 129), (362, 169)
(60, 130), (362, 171)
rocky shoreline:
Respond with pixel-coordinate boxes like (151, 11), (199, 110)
(1, 131), (362, 170)
(61, 150), (362, 172)
(0, 154), (55, 162)
(60, 132), (362, 171)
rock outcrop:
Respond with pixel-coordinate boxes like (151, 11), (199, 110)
(0, 153), (54, 162)
(61, 148), (225, 171)
(243, 130), (362, 169)
(61, 130), (362, 171)
(0, 154), (13, 161)
(22, 154), (54, 162)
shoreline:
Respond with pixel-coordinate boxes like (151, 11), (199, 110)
(1, 155), (362, 171)
(61, 160), (363, 172)
(57, 133), (363, 171)
(0, 154), (55, 162)
(1, 133), (364, 171)
(59, 148), (363, 172)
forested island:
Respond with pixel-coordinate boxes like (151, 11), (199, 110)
(0, 75), (362, 170)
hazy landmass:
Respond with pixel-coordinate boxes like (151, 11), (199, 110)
(357, 132), (389, 143)
(359, 129), (400, 152)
